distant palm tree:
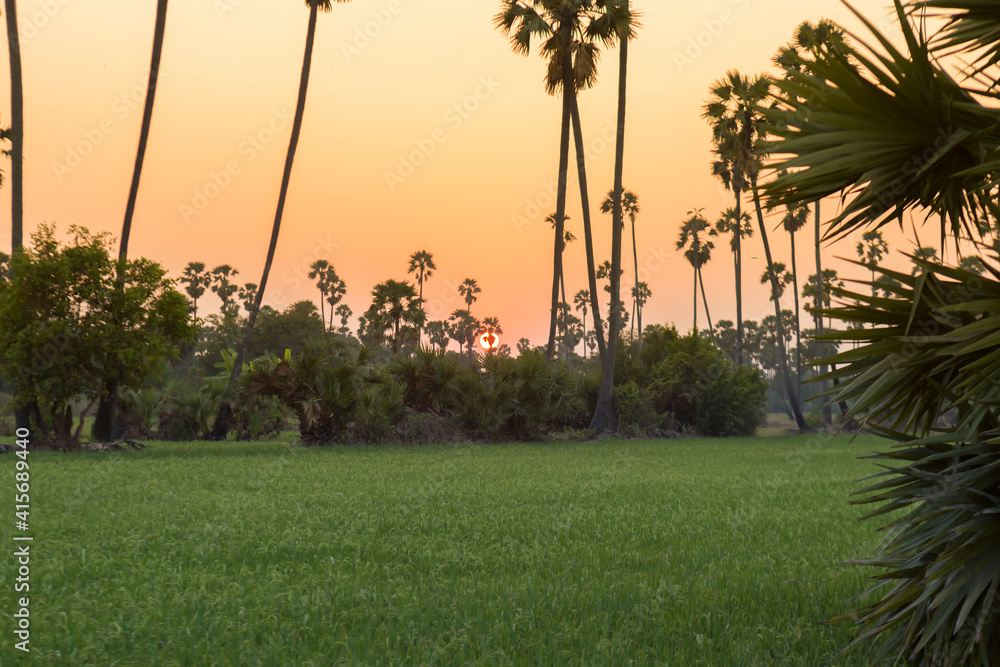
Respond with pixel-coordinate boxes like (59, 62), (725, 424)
(93, 0), (170, 442)
(706, 69), (805, 429)
(365, 279), (424, 354)
(601, 188), (639, 337)
(779, 200), (809, 391)
(239, 283), (258, 315)
(676, 209), (714, 335)
(335, 303), (352, 334)
(215, 0), (347, 441)
(308, 259), (330, 325)
(4, 0), (23, 254)
(574, 289), (590, 358)
(180, 261), (210, 321)
(760, 262), (793, 302)
(323, 267), (346, 331)
(458, 278), (481, 313)
(857, 230), (889, 295)
(910, 246), (938, 274)
(631, 281), (651, 347)
(210, 264), (240, 314)
(425, 320), (450, 351)
(407, 250), (436, 341)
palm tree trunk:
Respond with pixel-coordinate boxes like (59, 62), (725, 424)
(6, 0), (34, 444)
(692, 266), (698, 333)
(547, 28), (573, 363)
(581, 310), (587, 359)
(318, 287), (326, 330)
(734, 190), (744, 367)
(631, 214), (639, 350)
(93, 0), (169, 442)
(750, 182), (806, 430)
(699, 267), (714, 343)
(589, 30), (628, 433)
(814, 202), (832, 424)
(212, 2), (319, 439)
(790, 229), (802, 401)
(559, 267), (568, 357)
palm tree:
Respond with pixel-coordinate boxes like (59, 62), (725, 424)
(910, 245), (938, 274)
(709, 206), (753, 351)
(494, 0), (607, 364)
(448, 309), (480, 360)
(180, 261), (209, 321)
(323, 267), (346, 331)
(238, 283), (258, 315)
(458, 278), (480, 313)
(335, 303), (352, 335)
(4, 0), (23, 254)
(631, 280), (651, 347)
(308, 259), (330, 325)
(210, 264), (240, 314)
(365, 279), (424, 354)
(407, 250), (436, 341)
(856, 230), (889, 295)
(601, 188), (640, 338)
(676, 209), (714, 335)
(214, 0), (347, 440)
(93, 0), (170, 442)
(425, 320), (449, 351)
(779, 200), (809, 392)
(706, 69), (805, 429)
(573, 288), (590, 358)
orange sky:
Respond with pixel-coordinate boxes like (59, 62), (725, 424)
(1, 0), (930, 347)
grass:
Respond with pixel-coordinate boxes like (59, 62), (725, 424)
(0, 434), (889, 665)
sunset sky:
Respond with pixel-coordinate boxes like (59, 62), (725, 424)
(1, 0), (922, 346)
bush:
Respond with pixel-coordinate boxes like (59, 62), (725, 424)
(612, 381), (655, 436)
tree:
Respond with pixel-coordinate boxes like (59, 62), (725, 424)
(631, 281), (650, 347)
(239, 282), (258, 315)
(910, 245), (939, 274)
(214, 0), (347, 440)
(856, 229), (889, 294)
(363, 279), (424, 354)
(779, 200), (809, 392)
(4, 0), (23, 254)
(483, 316), (503, 354)
(335, 303), (352, 335)
(0, 225), (192, 446)
(458, 278), (481, 312)
(802, 269), (843, 330)
(425, 320), (450, 351)
(210, 264), (240, 315)
(957, 255), (985, 275)
(308, 259), (331, 325)
(407, 250), (436, 341)
(92, 0), (171, 442)
(676, 209), (714, 335)
(706, 69), (805, 428)
(759, 262), (792, 302)
(246, 300), (324, 359)
(517, 337), (532, 354)
(547, 212), (576, 325)
(448, 309), (479, 359)
(764, 3), (1000, 660)
(323, 268), (347, 331)
(180, 262), (210, 321)
(601, 189), (640, 334)
(495, 0), (606, 364)
(574, 288), (590, 358)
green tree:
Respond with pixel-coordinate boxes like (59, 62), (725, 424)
(631, 280), (650, 347)
(0, 225), (192, 446)
(308, 259), (331, 325)
(180, 261), (210, 321)
(323, 268), (347, 331)
(407, 249), (436, 341)
(92, 0), (170, 442)
(239, 282), (258, 315)
(210, 264), (240, 315)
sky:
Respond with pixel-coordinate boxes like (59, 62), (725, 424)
(0, 0), (922, 347)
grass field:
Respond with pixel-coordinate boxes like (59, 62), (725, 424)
(0, 434), (890, 665)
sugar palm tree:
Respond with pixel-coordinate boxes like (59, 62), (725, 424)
(407, 250), (435, 341)
(238, 283), (258, 315)
(779, 200), (809, 391)
(601, 188), (640, 336)
(180, 261), (209, 321)
(213, 0), (348, 440)
(335, 303), (352, 335)
(93, 0), (171, 441)
(573, 288), (590, 358)
(458, 278), (480, 312)
(210, 264), (239, 313)
(4, 0), (23, 255)
(364, 279), (424, 354)
(706, 69), (805, 428)
(308, 259), (330, 325)
(323, 267), (346, 331)
(631, 281), (650, 347)
(676, 209), (714, 334)
(547, 213), (576, 322)
(857, 229), (889, 295)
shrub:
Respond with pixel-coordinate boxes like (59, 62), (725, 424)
(612, 381), (655, 436)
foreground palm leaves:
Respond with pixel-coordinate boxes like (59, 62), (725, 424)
(817, 258), (1000, 665)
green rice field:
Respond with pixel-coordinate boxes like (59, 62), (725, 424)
(0, 434), (891, 665)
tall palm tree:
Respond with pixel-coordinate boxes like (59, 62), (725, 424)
(857, 229), (889, 295)
(323, 267), (346, 331)
(573, 288), (590, 358)
(676, 209), (714, 334)
(365, 279), (424, 354)
(496, 0), (613, 369)
(308, 259), (330, 325)
(214, 0), (347, 440)
(4, 0), (23, 254)
(709, 206), (752, 354)
(93, 0), (171, 442)
(210, 264), (240, 313)
(458, 278), (480, 312)
(631, 280), (650, 347)
(335, 303), (352, 335)
(547, 213), (576, 322)
(180, 261), (209, 321)
(707, 69), (806, 429)
(601, 188), (639, 339)
(780, 200), (809, 392)
(407, 250), (436, 341)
